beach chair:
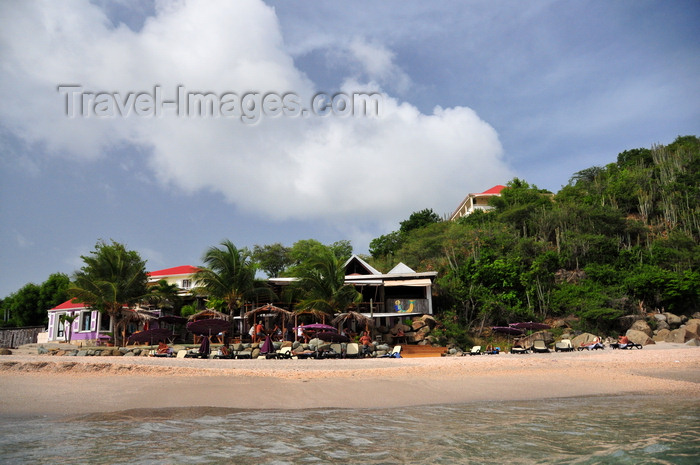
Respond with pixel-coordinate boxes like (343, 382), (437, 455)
(345, 342), (360, 358)
(532, 340), (550, 353)
(380, 345), (402, 358)
(469, 345), (482, 356)
(275, 346), (295, 359)
(511, 345), (529, 354)
(554, 339), (574, 352)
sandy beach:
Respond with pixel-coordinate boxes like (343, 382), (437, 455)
(1, 343), (698, 417)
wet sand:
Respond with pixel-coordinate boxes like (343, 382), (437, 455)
(1, 343), (698, 417)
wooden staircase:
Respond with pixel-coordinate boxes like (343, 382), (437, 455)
(399, 345), (447, 358)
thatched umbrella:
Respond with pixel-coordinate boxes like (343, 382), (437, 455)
(244, 304), (293, 339)
(187, 309), (230, 321)
(118, 308), (157, 346)
(332, 310), (374, 333)
(292, 309), (332, 342)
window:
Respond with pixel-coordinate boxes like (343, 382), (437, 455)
(99, 313), (111, 331)
(57, 316), (65, 338)
(181, 279), (191, 289)
(81, 311), (92, 332)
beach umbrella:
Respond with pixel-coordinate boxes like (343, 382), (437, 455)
(186, 318), (230, 336)
(317, 332), (349, 343)
(297, 323), (337, 332)
(199, 335), (210, 357)
(158, 315), (188, 325)
(510, 322), (551, 331)
(244, 304), (294, 337)
(126, 328), (174, 345)
(332, 311), (374, 332)
(260, 335), (274, 354)
(187, 309), (230, 321)
(491, 326), (524, 335)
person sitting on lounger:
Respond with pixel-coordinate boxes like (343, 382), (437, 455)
(156, 341), (172, 356)
(255, 321), (265, 343)
(359, 331), (372, 356)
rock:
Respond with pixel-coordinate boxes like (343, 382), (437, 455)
(682, 319), (700, 338)
(656, 320), (670, 331)
(251, 348), (260, 359)
(652, 313), (667, 322)
(691, 312), (700, 320)
(654, 329), (671, 342)
(619, 315), (643, 331)
(66, 350), (78, 356)
(77, 350), (88, 356)
(685, 338), (700, 346)
(571, 333), (599, 347)
(100, 349), (111, 356)
(550, 319), (569, 329)
(232, 343), (245, 352)
(37, 346), (49, 355)
(0, 348), (12, 355)
(132, 348), (141, 355)
(123, 351), (136, 356)
(666, 328), (687, 343)
(626, 329), (654, 345)
(55, 350), (66, 356)
(630, 320), (652, 336)
(663, 312), (682, 327)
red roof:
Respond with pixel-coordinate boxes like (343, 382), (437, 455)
(148, 265), (200, 277)
(51, 299), (87, 311)
(480, 185), (506, 195)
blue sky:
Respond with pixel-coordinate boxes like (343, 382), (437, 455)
(1, 0), (698, 298)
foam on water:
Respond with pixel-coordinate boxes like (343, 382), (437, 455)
(1, 395), (698, 464)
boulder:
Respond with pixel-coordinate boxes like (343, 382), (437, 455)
(663, 312), (682, 327)
(630, 320), (652, 336)
(571, 333), (599, 347)
(77, 350), (88, 356)
(100, 349), (112, 356)
(682, 319), (700, 338)
(251, 348), (260, 359)
(619, 315), (643, 331)
(652, 313), (667, 322)
(0, 348), (12, 355)
(626, 329), (654, 346)
(666, 328), (687, 343)
(550, 319), (569, 329)
(685, 338), (700, 346)
(37, 346), (49, 355)
(655, 321), (670, 331)
(123, 351), (136, 356)
(653, 329), (671, 342)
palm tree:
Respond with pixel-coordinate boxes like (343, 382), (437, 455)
(290, 247), (361, 321)
(58, 313), (77, 344)
(193, 240), (274, 318)
(67, 240), (149, 347)
(144, 279), (182, 313)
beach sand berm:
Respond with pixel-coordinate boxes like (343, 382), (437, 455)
(1, 342), (698, 417)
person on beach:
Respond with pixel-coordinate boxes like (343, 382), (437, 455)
(255, 321), (265, 343)
(359, 331), (372, 356)
(156, 341), (172, 356)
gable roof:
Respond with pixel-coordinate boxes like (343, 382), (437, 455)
(50, 299), (87, 311)
(388, 262), (415, 274)
(343, 254), (382, 276)
(148, 265), (200, 277)
(480, 184), (506, 195)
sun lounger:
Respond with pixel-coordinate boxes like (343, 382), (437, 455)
(554, 339), (574, 352)
(611, 342), (642, 349)
(380, 345), (402, 358)
(345, 342), (360, 358)
(468, 345), (481, 356)
(511, 345), (529, 354)
(577, 342), (604, 351)
(532, 340), (550, 353)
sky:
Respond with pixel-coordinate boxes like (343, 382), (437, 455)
(1, 0), (698, 298)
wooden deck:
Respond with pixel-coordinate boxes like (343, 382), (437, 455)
(399, 345), (447, 358)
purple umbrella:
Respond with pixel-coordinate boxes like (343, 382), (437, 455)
(510, 322), (551, 331)
(317, 332), (349, 343)
(158, 315), (188, 325)
(492, 326), (524, 335)
(186, 318), (231, 336)
(199, 335), (210, 357)
(260, 335), (274, 354)
(295, 323), (337, 332)
(127, 328), (174, 345)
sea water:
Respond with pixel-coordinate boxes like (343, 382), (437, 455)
(0, 395), (698, 464)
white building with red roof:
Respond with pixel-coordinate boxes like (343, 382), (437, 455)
(449, 184), (506, 221)
(147, 265), (201, 295)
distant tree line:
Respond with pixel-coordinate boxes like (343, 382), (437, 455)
(2, 136), (698, 347)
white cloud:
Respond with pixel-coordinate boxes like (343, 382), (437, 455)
(0, 0), (513, 228)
